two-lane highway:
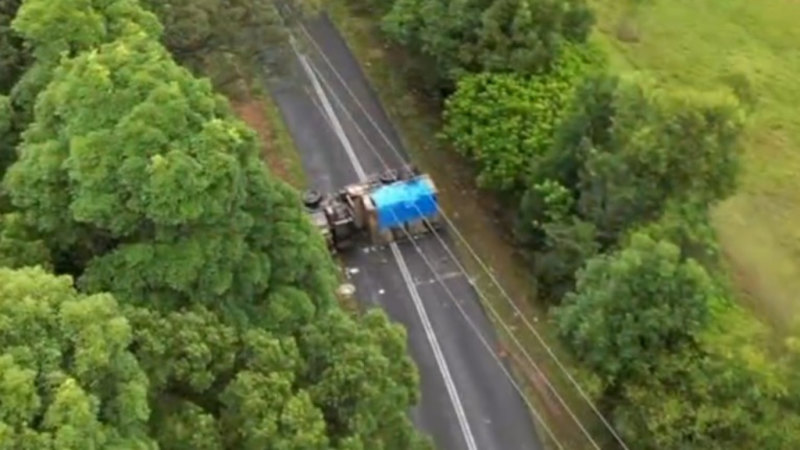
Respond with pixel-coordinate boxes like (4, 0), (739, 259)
(268, 13), (545, 450)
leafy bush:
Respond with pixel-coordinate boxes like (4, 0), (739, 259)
(442, 46), (596, 191)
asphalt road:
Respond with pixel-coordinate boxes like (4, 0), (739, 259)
(268, 14), (544, 450)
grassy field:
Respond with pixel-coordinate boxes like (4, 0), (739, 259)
(588, 0), (800, 331)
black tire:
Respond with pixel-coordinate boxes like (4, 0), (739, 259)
(380, 169), (398, 184)
(303, 189), (322, 208)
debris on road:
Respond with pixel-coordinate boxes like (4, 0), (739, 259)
(336, 283), (356, 299)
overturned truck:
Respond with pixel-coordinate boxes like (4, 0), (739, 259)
(304, 167), (441, 252)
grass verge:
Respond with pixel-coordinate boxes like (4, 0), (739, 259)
(232, 86), (308, 189)
(326, 2), (605, 448)
(588, 0), (800, 332)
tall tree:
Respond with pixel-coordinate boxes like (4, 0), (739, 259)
(138, 0), (288, 85)
(0, 0), (28, 94)
(515, 75), (744, 296)
(554, 233), (800, 448)
(574, 79), (743, 243)
(4, 33), (335, 312)
(382, 0), (593, 84)
(12, 0), (161, 62)
(2, 1), (430, 448)
(0, 212), (50, 268)
(520, 74), (744, 245)
(554, 232), (717, 386)
(9, 0), (162, 123)
(0, 266), (153, 449)
(613, 305), (798, 449)
(441, 45), (593, 191)
(125, 305), (429, 449)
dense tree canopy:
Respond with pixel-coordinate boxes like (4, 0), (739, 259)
(555, 233), (717, 385)
(514, 74), (744, 297)
(0, 213), (50, 269)
(12, 0), (161, 63)
(540, 74), (743, 243)
(138, 0), (290, 86)
(0, 0), (27, 94)
(382, 0), (593, 84)
(4, 32), (335, 313)
(441, 46), (593, 191)
(126, 304), (428, 449)
(570, 78), (742, 242)
(0, 0), (429, 448)
(555, 234), (800, 448)
(9, 0), (162, 118)
(0, 266), (153, 449)
(0, 265), (428, 450)
(0, 95), (11, 176)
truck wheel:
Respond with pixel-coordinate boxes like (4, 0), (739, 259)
(380, 169), (398, 184)
(303, 190), (323, 208)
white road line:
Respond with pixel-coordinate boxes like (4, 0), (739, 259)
(296, 52), (365, 180)
(305, 86), (332, 129)
(292, 41), (479, 450)
(415, 271), (467, 287)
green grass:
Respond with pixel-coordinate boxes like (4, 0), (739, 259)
(261, 93), (308, 189)
(588, 0), (800, 330)
(326, 3), (604, 448)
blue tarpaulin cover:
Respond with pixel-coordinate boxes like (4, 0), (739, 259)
(371, 177), (438, 230)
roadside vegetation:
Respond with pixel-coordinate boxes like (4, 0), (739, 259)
(589, 0), (800, 331)
(330, 0), (800, 447)
(0, 0), (430, 448)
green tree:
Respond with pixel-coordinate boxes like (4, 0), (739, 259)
(8, 0), (161, 124)
(555, 233), (718, 386)
(125, 304), (328, 449)
(12, 0), (161, 62)
(632, 198), (721, 269)
(2, 2), (431, 447)
(442, 46), (592, 191)
(298, 309), (430, 449)
(574, 79), (743, 242)
(382, 0), (593, 84)
(0, 266), (153, 449)
(125, 305), (428, 449)
(0, 213), (50, 268)
(138, 0), (289, 86)
(553, 232), (800, 448)
(0, 0), (28, 94)
(613, 306), (798, 449)
(4, 32), (335, 312)
(517, 74), (744, 297)
(515, 179), (598, 299)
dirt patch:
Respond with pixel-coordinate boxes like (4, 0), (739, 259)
(232, 100), (291, 182)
